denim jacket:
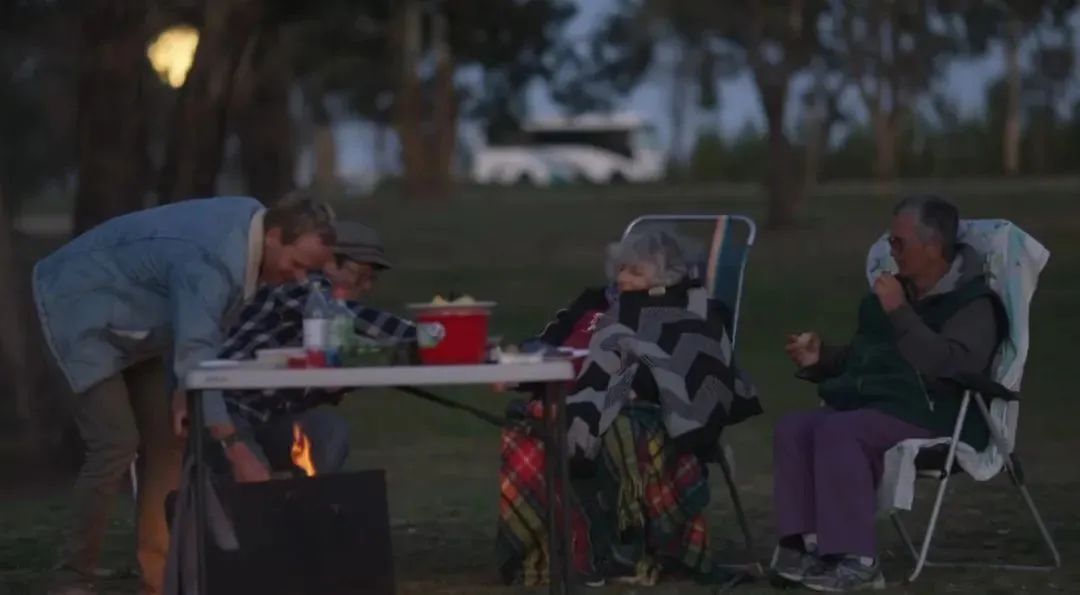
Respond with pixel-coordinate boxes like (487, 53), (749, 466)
(32, 197), (265, 424)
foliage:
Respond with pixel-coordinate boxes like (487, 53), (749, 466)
(0, 0), (78, 211)
(290, 0), (576, 140)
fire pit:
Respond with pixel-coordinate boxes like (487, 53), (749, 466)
(200, 470), (395, 595)
(184, 356), (577, 594)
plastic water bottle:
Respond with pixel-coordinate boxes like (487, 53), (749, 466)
(302, 284), (332, 367)
(328, 286), (354, 367)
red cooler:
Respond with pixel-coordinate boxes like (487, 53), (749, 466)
(406, 301), (496, 365)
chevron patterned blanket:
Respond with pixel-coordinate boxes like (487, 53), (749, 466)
(565, 283), (762, 462)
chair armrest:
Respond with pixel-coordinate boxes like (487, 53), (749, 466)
(938, 372), (1018, 401)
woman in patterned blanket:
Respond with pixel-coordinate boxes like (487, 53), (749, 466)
(496, 231), (762, 588)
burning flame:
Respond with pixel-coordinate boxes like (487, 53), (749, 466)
(291, 423), (317, 477)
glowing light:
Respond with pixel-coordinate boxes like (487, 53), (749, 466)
(147, 25), (199, 89)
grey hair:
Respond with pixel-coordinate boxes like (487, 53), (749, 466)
(893, 194), (959, 261)
(605, 230), (690, 287)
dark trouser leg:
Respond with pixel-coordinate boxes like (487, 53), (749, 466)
(812, 410), (932, 558)
(60, 374), (139, 580)
(772, 409), (833, 542)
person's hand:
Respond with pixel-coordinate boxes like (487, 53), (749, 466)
(873, 273), (906, 313)
(785, 331), (821, 368)
(224, 441), (271, 483)
(171, 390), (188, 437)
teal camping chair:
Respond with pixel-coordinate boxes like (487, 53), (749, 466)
(622, 214), (757, 563)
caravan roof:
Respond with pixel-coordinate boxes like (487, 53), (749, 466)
(523, 113), (648, 132)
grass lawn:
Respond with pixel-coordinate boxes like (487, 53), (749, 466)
(3, 183), (1080, 594)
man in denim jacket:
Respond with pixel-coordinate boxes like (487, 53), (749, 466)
(33, 194), (336, 595)
(218, 222), (416, 474)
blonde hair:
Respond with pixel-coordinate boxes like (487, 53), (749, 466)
(264, 191), (337, 245)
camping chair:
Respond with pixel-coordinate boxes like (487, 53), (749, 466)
(622, 214), (757, 562)
(866, 219), (1061, 583)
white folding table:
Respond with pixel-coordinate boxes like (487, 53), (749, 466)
(185, 361), (577, 595)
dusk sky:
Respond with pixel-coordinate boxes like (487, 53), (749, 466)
(322, 0), (1077, 179)
(525, 0), (1014, 149)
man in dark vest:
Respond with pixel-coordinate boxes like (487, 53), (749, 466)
(770, 196), (1005, 591)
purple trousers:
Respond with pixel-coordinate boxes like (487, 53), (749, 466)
(773, 408), (932, 557)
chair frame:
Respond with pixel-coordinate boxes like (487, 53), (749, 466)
(864, 219), (1060, 583)
(622, 214), (758, 565)
(888, 388), (1061, 583)
(623, 214), (756, 348)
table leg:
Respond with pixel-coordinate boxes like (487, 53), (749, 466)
(541, 384), (561, 595)
(553, 382), (574, 594)
(189, 390), (209, 595)
(543, 381), (574, 595)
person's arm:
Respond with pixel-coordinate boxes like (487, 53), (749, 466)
(218, 284), (309, 422)
(219, 285), (301, 360)
(168, 249), (242, 431)
(349, 303), (417, 341)
(817, 344), (851, 375)
(169, 247), (272, 482)
(889, 297), (1000, 380)
(794, 343), (851, 382)
(534, 288), (609, 347)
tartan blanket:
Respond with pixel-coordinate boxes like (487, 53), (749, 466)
(496, 401), (594, 585)
(566, 284), (761, 462)
(496, 400), (713, 586)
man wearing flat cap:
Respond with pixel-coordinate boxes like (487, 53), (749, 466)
(213, 221), (416, 478)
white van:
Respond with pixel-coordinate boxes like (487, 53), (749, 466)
(471, 114), (664, 186)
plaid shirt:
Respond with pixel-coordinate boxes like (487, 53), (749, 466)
(220, 273), (416, 422)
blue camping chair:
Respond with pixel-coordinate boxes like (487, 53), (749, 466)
(622, 214), (758, 562)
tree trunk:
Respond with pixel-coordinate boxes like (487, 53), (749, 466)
(235, 24), (296, 204)
(1031, 107), (1049, 175)
(429, 8), (456, 199)
(871, 105), (897, 180)
(0, 184), (37, 452)
(802, 56), (827, 193)
(312, 123), (340, 196)
(871, 2), (898, 181)
(668, 42), (688, 176)
(392, 2), (456, 200)
(759, 80), (800, 227)
(158, 0), (263, 203)
(72, 0), (149, 234)
(1003, 18), (1023, 176)
(298, 79), (340, 196)
(373, 123), (388, 176)
(394, 0), (428, 199)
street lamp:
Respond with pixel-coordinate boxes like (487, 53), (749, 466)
(147, 25), (200, 89)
